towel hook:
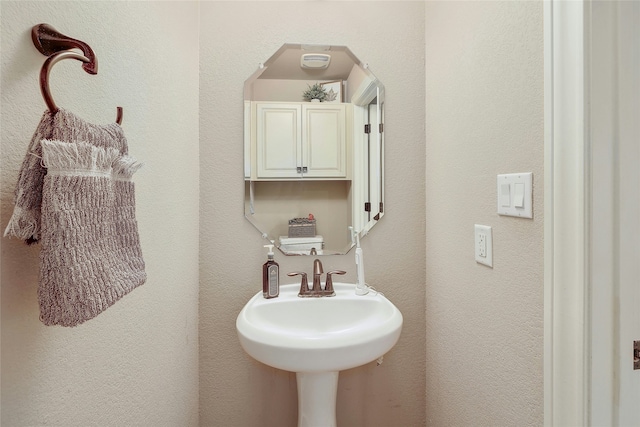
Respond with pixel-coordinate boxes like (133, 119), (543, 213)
(32, 23), (123, 125)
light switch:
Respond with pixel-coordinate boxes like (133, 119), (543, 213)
(501, 183), (511, 207)
(514, 183), (525, 208)
(497, 173), (533, 218)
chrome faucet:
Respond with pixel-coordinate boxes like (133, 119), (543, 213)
(288, 259), (346, 298)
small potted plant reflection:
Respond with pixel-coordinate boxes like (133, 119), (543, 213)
(302, 83), (328, 102)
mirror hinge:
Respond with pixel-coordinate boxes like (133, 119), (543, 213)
(634, 341), (640, 370)
(364, 124), (371, 134)
(379, 123), (384, 133)
(379, 202), (384, 213)
(364, 202), (371, 212)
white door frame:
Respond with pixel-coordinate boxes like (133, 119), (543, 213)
(545, 1), (640, 425)
(544, 1), (589, 424)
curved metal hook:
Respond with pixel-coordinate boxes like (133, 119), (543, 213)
(40, 51), (88, 113)
(32, 23), (97, 75)
(39, 51), (123, 125)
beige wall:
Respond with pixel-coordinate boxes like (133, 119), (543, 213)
(200, 1), (426, 426)
(0, 2), (200, 426)
(424, 1), (544, 425)
(246, 181), (352, 252)
(1, 1), (545, 426)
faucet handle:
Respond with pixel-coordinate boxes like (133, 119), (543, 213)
(288, 271), (309, 297)
(324, 270), (346, 296)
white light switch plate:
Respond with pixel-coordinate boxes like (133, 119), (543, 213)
(497, 173), (533, 218)
(474, 224), (493, 267)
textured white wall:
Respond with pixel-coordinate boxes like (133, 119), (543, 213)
(424, 1), (544, 425)
(199, 2), (426, 426)
(0, 2), (200, 426)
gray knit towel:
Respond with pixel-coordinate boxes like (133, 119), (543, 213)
(4, 109), (146, 327)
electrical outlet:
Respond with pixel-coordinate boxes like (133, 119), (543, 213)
(478, 233), (486, 257)
(474, 225), (493, 267)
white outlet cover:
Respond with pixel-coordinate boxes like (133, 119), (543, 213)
(497, 172), (533, 218)
(474, 224), (493, 267)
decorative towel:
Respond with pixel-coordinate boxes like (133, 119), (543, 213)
(4, 109), (146, 327)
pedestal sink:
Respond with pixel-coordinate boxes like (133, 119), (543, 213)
(236, 283), (403, 427)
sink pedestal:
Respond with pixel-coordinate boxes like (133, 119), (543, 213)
(296, 371), (339, 427)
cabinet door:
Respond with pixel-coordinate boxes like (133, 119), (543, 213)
(256, 103), (302, 179)
(302, 104), (347, 178)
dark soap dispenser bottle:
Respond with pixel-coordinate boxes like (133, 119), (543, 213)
(263, 244), (279, 299)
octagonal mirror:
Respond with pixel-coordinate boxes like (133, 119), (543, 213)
(244, 44), (384, 255)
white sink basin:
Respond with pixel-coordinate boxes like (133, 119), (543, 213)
(236, 282), (403, 373)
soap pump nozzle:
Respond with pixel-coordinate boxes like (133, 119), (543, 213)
(264, 244), (275, 259)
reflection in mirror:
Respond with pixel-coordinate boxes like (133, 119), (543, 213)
(244, 44), (384, 255)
